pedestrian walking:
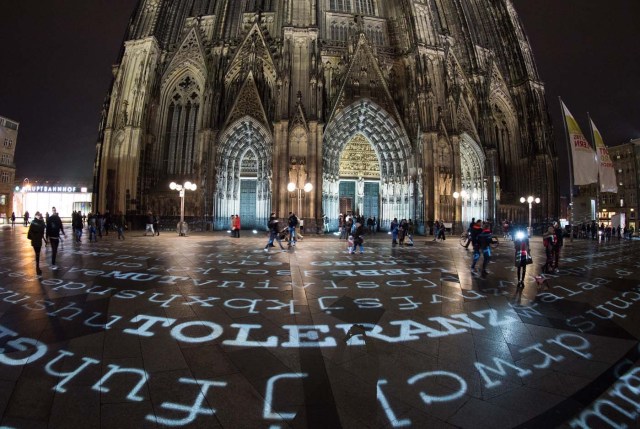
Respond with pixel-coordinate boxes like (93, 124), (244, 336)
(351, 221), (365, 254)
(264, 213), (285, 251)
(10, 211), (15, 228)
(287, 212), (298, 247)
(233, 214), (241, 238)
(46, 207), (66, 270)
(552, 221), (563, 273)
(153, 214), (160, 236)
(437, 220), (446, 241)
(513, 230), (531, 287)
(542, 226), (557, 273)
(463, 217), (476, 249)
(471, 220), (491, 275)
(391, 218), (399, 244)
(27, 211), (45, 276)
(116, 211), (126, 240)
(145, 211), (155, 236)
(88, 213), (98, 242)
(72, 211), (83, 243)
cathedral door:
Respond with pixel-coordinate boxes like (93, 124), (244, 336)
(339, 182), (356, 215)
(363, 182), (379, 219)
(239, 180), (257, 229)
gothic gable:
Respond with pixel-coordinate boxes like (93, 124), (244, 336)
(328, 33), (402, 126)
(163, 27), (207, 87)
(225, 71), (269, 128)
(486, 62), (518, 132)
(290, 93), (309, 133)
(457, 99), (480, 143)
(225, 23), (277, 87)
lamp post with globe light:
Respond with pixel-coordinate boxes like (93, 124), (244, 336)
(520, 195), (540, 236)
(287, 181), (313, 221)
(170, 181), (197, 236)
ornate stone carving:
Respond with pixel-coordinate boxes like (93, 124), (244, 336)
(338, 134), (380, 179)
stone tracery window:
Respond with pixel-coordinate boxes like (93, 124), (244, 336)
(330, 0), (351, 12)
(355, 0), (376, 16)
(164, 75), (201, 175)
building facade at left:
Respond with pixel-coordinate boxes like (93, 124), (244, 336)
(0, 116), (18, 223)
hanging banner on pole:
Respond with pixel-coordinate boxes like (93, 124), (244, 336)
(561, 102), (598, 185)
(590, 119), (619, 193)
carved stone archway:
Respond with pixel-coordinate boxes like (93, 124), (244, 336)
(214, 117), (272, 229)
(458, 133), (487, 227)
(323, 99), (414, 230)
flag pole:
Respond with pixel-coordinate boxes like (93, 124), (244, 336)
(587, 112), (600, 230)
(559, 97), (574, 242)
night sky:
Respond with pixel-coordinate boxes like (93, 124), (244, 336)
(1, 1), (638, 191)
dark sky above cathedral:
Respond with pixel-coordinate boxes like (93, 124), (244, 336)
(0, 0), (638, 186)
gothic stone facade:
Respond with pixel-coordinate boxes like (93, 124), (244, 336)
(93, 0), (557, 231)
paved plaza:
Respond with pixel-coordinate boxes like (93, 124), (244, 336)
(0, 226), (639, 428)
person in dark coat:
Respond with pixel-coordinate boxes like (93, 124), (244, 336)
(352, 221), (365, 254)
(46, 207), (66, 270)
(513, 229), (531, 286)
(552, 221), (564, 273)
(264, 213), (285, 251)
(27, 211), (46, 276)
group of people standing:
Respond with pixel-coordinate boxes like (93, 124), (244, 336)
(390, 218), (415, 246)
(432, 220), (447, 241)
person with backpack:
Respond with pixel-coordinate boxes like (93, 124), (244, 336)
(287, 212), (298, 247)
(46, 206), (66, 270)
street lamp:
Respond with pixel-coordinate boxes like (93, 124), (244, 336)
(170, 181), (197, 236)
(520, 195), (540, 236)
(287, 181), (313, 220)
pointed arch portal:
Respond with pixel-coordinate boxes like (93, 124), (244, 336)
(323, 99), (415, 230)
(458, 133), (487, 226)
(214, 118), (272, 230)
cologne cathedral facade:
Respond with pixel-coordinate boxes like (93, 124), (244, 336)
(93, 0), (557, 232)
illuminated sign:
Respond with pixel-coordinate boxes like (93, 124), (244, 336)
(19, 185), (86, 193)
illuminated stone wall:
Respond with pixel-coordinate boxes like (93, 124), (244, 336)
(93, 0), (558, 231)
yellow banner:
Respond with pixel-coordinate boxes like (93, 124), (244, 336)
(561, 102), (598, 185)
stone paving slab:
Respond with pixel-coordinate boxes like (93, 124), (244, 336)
(0, 226), (639, 428)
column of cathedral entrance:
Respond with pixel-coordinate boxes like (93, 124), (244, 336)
(451, 135), (462, 232)
(274, 122), (289, 219)
(423, 132), (438, 230)
(485, 148), (499, 227)
(307, 122), (320, 226)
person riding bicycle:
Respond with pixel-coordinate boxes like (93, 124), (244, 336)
(463, 217), (476, 248)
